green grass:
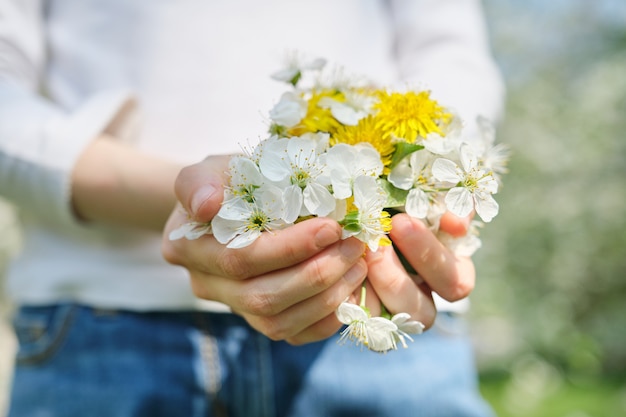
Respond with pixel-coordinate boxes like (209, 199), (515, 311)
(480, 373), (626, 417)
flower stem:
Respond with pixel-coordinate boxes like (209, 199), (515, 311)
(360, 283), (367, 309)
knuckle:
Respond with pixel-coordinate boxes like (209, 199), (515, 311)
(286, 318), (341, 346)
(217, 251), (250, 279)
(304, 258), (335, 290)
(239, 290), (278, 317)
(320, 287), (346, 314)
(280, 239), (300, 264)
(442, 276), (475, 302)
(188, 276), (211, 300)
(161, 241), (181, 266)
(255, 316), (289, 341)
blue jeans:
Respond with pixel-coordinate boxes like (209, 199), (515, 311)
(8, 304), (494, 417)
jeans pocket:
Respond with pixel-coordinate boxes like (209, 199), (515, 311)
(12, 304), (76, 366)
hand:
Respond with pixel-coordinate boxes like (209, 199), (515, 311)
(360, 212), (475, 330)
(162, 156), (368, 345)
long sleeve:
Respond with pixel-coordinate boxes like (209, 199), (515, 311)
(0, 0), (135, 227)
(387, 0), (505, 134)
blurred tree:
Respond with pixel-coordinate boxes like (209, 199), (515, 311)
(473, 0), (626, 380)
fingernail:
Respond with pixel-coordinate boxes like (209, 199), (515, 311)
(339, 239), (365, 260)
(190, 184), (217, 216)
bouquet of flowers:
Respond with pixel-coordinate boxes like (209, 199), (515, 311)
(170, 54), (508, 352)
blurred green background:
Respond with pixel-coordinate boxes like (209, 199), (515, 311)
(472, 0), (626, 416)
(1, 0), (625, 416)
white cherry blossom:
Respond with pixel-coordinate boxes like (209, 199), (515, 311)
(323, 143), (383, 199)
(474, 115), (510, 182)
(259, 136), (335, 223)
(390, 313), (425, 349)
(388, 150), (435, 219)
(271, 54), (326, 85)
(211, 186), (287, 248)
(222, 156), (266, 207)
(318, 90), (376, 126)
(336, 302), (399, 353)
(168, 221), (212, 241)
(336, 302), (369, 348)
(269, 92), (307, 128)
(432, 143), (499, 222)
(341, 176), (390, 251)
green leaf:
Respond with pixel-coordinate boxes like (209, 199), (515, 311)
(378, 178), (409, 208)
(338, 211), (362, 233)
(388, 142), (424, 170)
(289, 71), (302, 87)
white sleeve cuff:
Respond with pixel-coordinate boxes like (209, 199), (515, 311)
(0, 87), (139, 228)
(46, 90), (139, 228)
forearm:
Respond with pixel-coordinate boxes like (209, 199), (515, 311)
(71, 135), (183, 232)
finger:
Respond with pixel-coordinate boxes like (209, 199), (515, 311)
(206, 241), (366, 318)
(284, 313), (344, 345)
(175, 155), (231, 222)
(166, 216), (355, 279)
(285, 312), (343, 346)
(242, 258), (367, 342)
(365, 247), (436, 329)
(390, 213), (475, 302)
(439, 211), (472, 237)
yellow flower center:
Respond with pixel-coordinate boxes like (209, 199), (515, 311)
(247, 210), (269, 231)
(288, 89), (342, 135)
(373, 90), (451, 142)
(331, 115), (395, 171)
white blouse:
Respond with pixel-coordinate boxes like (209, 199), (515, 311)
(0, 0), (504, 311)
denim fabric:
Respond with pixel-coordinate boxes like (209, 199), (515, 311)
(8, 304), (494, 417)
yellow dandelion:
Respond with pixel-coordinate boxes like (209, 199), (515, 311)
(331, 115), (395, 171)
(374, 90), (451, 141)
(288, 89), (342, 136)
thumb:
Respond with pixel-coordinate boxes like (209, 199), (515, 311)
(175, 155), (231, 222)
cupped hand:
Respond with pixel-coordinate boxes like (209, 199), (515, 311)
(360, 211), (475, 330)
(162, 156), (368, 345)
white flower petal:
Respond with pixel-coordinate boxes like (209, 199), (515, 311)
(168, 222), (203, 241)
(269, 92), (307, 127)
(477, 174), (499, 194)
(329, 102), (362, 126)
(259, 139), (290, 181)
(230, 156), (264, 186)
(366, 317), (398, 352)
(270, 68), (299, 83)
(227, 229), (262, 249)
(405, 188), (430, 219)
(459, 143), (479, 172)
(473, 192), (499, 223)
(391, 313), (425, 335)
(216, 198), (254, 221)
(336, 302), (369, 325)
(304, 57), (327, 70)
(388, 158), (414, 190)
(432, 158), (462, 184)
(445, 187), (474, 218)
(282, 185), (304, 223)
(422, 133), (457, 155)
(185, 223), (212, 240)
(303, 182), (335, 217)
(355, 144), (384, 177)
(211, 216), (242, 245)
